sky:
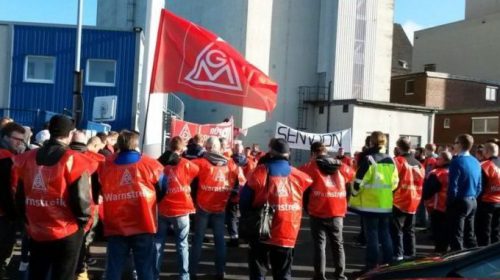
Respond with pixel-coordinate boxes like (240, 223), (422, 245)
(0, 0), (465, 41)
(394, 0), (465, 44)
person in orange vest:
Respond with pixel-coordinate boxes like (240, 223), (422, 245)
(391, 137), (425, 260)
(250, 143), (265, 161)
(0, 122), (26, 277)
(422, 151), (452, 253)
(300, 142), (347, 280)
(240, 138), (313, 279)
(69, 130), (106, 280)
(220, 137), (233, 159)
(98, 130), (164, 280)
(189, 136), (239, 280)
(98, 131), (118, 157)
(14, 115), (98, 280)
(226, 141), (255, 248)
(476, 142), (500, 246)
(155, 136), (199, 280)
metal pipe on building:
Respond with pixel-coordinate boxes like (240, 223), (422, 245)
(326, 80), (332, 132)
(72, 0), (84, 127)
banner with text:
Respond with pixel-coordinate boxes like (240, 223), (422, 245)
(171, 118), (234, 146)
(275, 122), (351, 152)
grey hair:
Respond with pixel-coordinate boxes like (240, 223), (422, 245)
(205, 136), (221, 153)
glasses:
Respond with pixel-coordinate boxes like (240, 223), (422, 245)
(9, 135), (25, 142)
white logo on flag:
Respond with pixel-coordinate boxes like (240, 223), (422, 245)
(184, 39), (243, 92)
(32, 168), (47, 192)
(120, 169), (134, 186)
(179, 124), (192, 140)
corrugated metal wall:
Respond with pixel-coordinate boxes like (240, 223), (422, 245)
(10, 25), (136, 130)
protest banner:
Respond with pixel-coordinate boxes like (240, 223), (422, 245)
(171, 118), (234, 145)
(275, 122), (351, 152)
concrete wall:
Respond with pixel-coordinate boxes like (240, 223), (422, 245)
(0, 24), (11, 109)
(413, 14), (500, 82)
(352, 106), (432, 154)
(435, 111), (500, 145)
(466, 0), (500, 19)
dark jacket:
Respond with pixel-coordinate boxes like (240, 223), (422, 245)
(158, 150), (181, 166)
(183, 143), (204, 160)
(423, 164), (450, 201)
(0, 139), (16, 220)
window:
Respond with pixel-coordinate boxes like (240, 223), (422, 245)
(485, 86), (497, 101)
(318, 106), (324, 114)
(472, 117), (499, 134)
(343, 104), (349, 113)
(400, 135), (421, 149)
(24, 56), (55, 83)
(86, 59), (116, 86)
(444, 118), (450, 128)
(405, 80), (415, 95)
(398, 59), (409, 69)
(424, 63), (436, 71)
(455, 256), (500, 278)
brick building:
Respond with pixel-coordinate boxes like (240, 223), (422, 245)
(391, 71), (500, 145)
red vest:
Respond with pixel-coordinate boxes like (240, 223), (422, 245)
(248, 165), (312, 248)
(424, 167), (449, 213)
(481, 160), (500, 204)
(191, 157), (238, 213)
(229, 158), (256, 204)
(424, 157), (437, 176)
(15, 149), (97, 241)
(158, 158), (199, 217)
(0, 149), (15, 217)
(99, 155), (163, 236)
(393, 156), (425, 214)
(82, 151), (106, 232)
(300, 160), (347, 218)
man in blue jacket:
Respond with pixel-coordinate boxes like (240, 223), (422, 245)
(447, 134), (481, 251)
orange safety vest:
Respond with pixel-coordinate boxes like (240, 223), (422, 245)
(82, 150), (106, 232)
(0, 149), (15, 217)
(481, 160), (500, 204)
(191, 157), (238, 213)
(393, 156), (425, 214)
(300, 160), (347, 218)
(248, 165), (312, 248)
(424, 157), (437, 176)
(98, 155), (163, 236)
(15, 149), (97, 241)
(424, 167), (449, 213)
(158, 158), (199, 217)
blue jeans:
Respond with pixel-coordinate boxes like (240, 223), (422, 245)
(105, 234), (155, 280)
(190, 209), (226, 276)
(154, 215), (190, 280)
(363, 214), (393, 269)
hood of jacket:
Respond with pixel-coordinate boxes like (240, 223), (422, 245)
(158, 150), (181, 166)
(204, 151), (228, 166)
(184, 143), (204, 159)
(231, 153), (248, 166)
(316, 155), (341, 175)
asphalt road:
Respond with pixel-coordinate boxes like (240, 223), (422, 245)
(6, 214), (434, 279)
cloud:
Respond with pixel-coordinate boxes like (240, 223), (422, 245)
(401, 20), (426, 45)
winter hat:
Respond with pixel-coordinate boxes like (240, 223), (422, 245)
(48, 115), (75, 138)
(270, 138), (290, 155)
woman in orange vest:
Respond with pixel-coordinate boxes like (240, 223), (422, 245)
(392, 137), (425, 260)
(98, 130), (164, 280)
(189, 136), (239, 280)
(422, 151), (452, 253)
(240, 139), (312, 279)
(476, 142), (500, 246)
(14, 115), (98, 280)
(300, 142), (347, 280)
(155, 136), (199, 280)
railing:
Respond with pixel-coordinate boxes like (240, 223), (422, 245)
(298, 86), (329, 102)
(165, 93), (185, 119)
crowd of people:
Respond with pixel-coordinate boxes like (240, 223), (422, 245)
(0, 115), (498, 280)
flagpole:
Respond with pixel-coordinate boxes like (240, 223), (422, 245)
(140, 94), (152, 153)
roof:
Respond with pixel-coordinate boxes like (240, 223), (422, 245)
(392, 71), (500, 87)
(437, 106), (500, 115)
(329, 99), (438, 113)
(0, 20), (134, 32)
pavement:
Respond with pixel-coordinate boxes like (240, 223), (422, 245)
(5, 214), (434, 279)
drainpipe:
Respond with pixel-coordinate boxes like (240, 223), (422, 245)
(72, 0), (84, 127)
(326, 80), (332, 132)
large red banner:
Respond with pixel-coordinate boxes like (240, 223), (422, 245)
(150, 9), (278, 112)
(171, 118), (234, 146)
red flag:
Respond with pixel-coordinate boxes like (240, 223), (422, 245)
(150, 9), (278, 112)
